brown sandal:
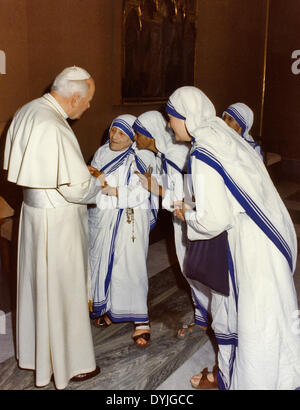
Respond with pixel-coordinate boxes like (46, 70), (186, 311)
(93, 314), (112, 328)
(190, 365), (219, 389)
(132, 322), (151, 347)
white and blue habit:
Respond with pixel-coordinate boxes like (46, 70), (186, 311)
(88, 114), (157, 323)
(167, 86), (300, 390)
(223, 102), (263, 160)
(133, 111), (211, 329)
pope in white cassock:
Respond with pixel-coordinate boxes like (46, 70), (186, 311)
(3, 66), (101, 389)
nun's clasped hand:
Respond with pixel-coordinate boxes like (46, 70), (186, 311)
(173, 208), (185, 221)
(135, 171), (160, 196)
(173, 201), (193, 221)
(101, 185), (118, 197)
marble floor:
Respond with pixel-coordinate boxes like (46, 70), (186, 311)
(0, 174), (300, 390)
(0, 247), (212, 390)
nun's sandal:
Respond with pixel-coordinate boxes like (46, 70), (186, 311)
(132, 322), (151, 347)
(190, 365), (219, 389)
(93, 314), (112, 328)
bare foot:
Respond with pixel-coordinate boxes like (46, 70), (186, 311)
(177, 324), (207, 339)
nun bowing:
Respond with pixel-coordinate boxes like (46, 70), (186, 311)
(167, 86), (300, 390)
(133, 111), (211, 337)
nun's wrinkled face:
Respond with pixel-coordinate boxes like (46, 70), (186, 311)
(223, 113), (242, 135)
(109, 127), (132, 151)
(167, 115), (192, 142)
(135, 131), (158, 153)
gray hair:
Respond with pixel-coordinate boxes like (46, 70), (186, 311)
(51, 66), (91, 98)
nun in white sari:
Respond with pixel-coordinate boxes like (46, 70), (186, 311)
(88, 114), (157, 346)
(167, 86), (300, 390)
(222, 102), (263, 160)
(133, 111), (211, 333)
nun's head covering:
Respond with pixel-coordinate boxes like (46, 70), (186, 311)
(166, 86), (217, 135)
(166, 86), (260, 163)
(110, 114), (136, 141)
(133, 111), (189, 170)
(222, 103), (254, 139)
(166, 86), (297, 272)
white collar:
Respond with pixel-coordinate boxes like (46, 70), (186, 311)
(43, 93), (69, 119)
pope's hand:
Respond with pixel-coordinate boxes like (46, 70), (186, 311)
(88, 166), (107, 187)
(88, 165), (100, 177)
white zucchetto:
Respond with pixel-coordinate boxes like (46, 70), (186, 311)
(57, 66), (91, 81)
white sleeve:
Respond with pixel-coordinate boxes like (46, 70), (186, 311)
(161, 188), (174, 212)
(91, 146), (103, 169)
(185, 158), (234, 239)
(162, 166), (184, 212)
(255, 145), (264, 161)
(57, 176), (101, 204)
(162, 176), (184, 211)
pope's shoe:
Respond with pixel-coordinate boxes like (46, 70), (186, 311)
(70, 366), (101, 382)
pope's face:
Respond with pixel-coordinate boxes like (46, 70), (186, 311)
(223, 113), (242, 135)
(109, 127), (132, 151)
(69, 78), (95, 120)
(167, 115), (191, 142)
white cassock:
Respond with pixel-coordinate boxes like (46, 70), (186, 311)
(88, 142), (157, 322)
(4, 93), (99, 390)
